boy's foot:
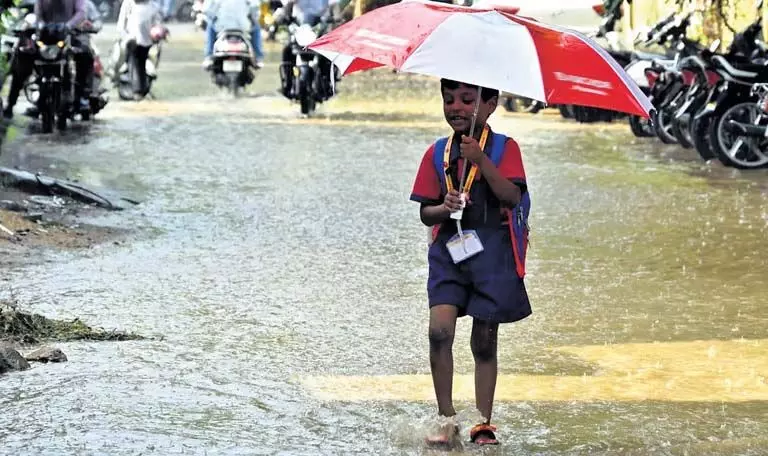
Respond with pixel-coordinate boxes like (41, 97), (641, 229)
(425, 419), (460, 447)
(469, 423), (499, 446)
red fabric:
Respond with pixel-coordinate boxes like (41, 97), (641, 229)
(498, 138), (526, 181)
(410, 144), (441, 203)
(501, 12), (650, 117)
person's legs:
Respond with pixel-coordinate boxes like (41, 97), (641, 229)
(250, 24), (264, 66)
(133, 45), (151, 96)
(4, 55), (34, 118)
(470, 319), (499, 422)
(280, 43), (294, 97)
(463, 228), (532, 445)
(163, 0), (176, 20)
(73, 46), (94, 111)
(203, 22), (216, 67)
(424, 240), (470, 445)
(429, 304), (459, 418)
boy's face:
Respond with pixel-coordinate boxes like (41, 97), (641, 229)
(442, 85), (498, 135)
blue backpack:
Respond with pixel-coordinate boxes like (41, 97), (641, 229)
(432, 133), (531, 278)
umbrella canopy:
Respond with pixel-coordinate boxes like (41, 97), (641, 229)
(308, 0), (652, 118)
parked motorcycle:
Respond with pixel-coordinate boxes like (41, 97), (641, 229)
(623, 13), (677, 137)
(114, 24), (169, 101)
(208, 29), (257, 96)
(621, 0), (768, 169)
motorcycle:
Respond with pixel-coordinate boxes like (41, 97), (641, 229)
(278, 15), (339, 115)
(28, 22), (82, 133)
(114, 24), (169, 101)
(623, 13), (678, 137)
(209, 29), (257, 96)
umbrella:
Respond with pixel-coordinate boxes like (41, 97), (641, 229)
(308, 0), (652, 245)
(308, 0), (652, 119)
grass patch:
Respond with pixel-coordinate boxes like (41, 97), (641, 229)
(1, 299), (146, 344)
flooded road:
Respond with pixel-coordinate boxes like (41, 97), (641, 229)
(1, 24), (768, 455)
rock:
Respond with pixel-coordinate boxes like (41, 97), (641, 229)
(22, 212), (44, 223)
(0, 200), (26, 212)
(24, 346), (67, 363)
(0, 342), (31, 374)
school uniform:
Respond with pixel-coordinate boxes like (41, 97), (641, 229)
(410, 125), (531, 323)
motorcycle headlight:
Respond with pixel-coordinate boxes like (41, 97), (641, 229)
(37, 42), (62, 60)
(294, 25), (317, 48)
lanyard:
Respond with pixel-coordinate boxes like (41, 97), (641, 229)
(442, 125), (490, 195)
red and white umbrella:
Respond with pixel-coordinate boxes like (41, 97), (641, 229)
(308, 0), (652, 118)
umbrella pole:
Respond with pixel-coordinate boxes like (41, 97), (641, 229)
(457, 86), (483, 194)
(452, 87), (482, 253)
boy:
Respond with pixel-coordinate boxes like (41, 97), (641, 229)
(409, 79), (532, 446)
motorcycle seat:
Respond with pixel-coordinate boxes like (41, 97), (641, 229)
(712, 55), (768, 83)
(631, 50), (668, 61)
(650, 58), (676, 70)
(217, 29), (248, 39)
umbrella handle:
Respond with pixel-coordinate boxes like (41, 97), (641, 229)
(458, 86), (482, 194)
(449, 193), (466, 220)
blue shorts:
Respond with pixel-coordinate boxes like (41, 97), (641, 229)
(427, 226), (531, 323)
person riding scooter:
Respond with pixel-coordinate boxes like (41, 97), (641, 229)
(110, 0), (164, 99)
(201, 0), (264, 70)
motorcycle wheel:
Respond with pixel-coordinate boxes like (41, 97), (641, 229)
(652, 108), (678, 144)
(710, 102), (768, 169)
(671, 113), (693, 148)
(503, 96), (541, 113)
(40, 93), (54, 134)
(300, 90), (315, 115)
(118, 57), (137, 101)
(691, 113), (717, 161)
(229, 75), (240, 98)
(628, 115), (654, 137)
(56, 111), (67, 131)
(573, 106), (599, 123)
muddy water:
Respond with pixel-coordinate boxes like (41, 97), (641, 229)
(1, 24), (768, 455)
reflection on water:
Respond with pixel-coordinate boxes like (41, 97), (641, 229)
(0, 24), (767, 455)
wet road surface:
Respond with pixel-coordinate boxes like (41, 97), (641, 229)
(1, 24), (767, 455)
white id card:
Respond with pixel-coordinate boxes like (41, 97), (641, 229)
(446, 230), (484, 264)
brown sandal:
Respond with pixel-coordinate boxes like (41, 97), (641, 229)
(470, 423), (499, 445)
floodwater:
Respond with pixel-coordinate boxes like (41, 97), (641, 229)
(1, 24), (767, 456)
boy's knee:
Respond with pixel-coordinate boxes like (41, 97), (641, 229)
(428, 326), (454, 349)
(471, 322), (498, 362)
(471, 339), (496, 362)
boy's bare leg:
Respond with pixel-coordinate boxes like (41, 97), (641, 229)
(471, 319), (499, 422)
(428, 304), (459, 418)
